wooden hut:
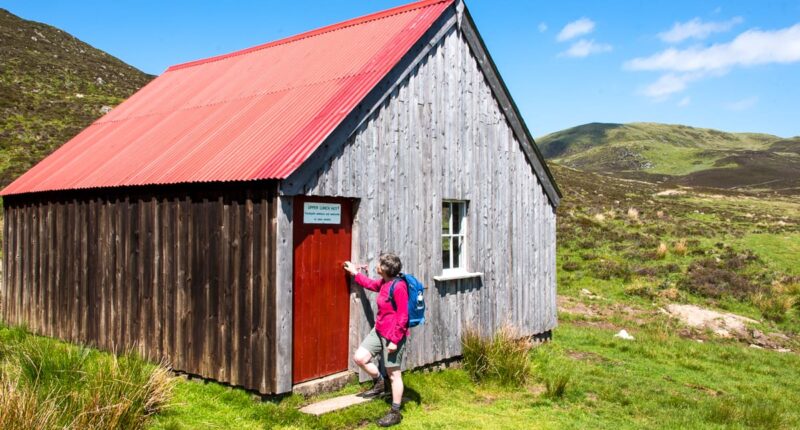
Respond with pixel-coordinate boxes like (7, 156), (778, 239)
(1, 0), (561, 395)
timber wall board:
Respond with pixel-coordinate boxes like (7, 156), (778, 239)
(2, 182), (279, 394)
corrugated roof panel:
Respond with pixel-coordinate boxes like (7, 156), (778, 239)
(2, 0), (453, 196)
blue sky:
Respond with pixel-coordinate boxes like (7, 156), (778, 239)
(3, 0), (799, 137)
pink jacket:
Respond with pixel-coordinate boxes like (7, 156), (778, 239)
(354, 273), (409, 344)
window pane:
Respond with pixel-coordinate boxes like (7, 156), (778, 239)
(442, 203), (450, 235)
(452, 203), (461, 234)
(442, 237), (451, 269)
(453, 236), (461, 268)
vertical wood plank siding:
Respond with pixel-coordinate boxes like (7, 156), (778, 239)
(1, 183), (279, 394)
(293, 28), (557, 373)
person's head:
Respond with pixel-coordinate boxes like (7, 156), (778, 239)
(377, 253), (402, 279)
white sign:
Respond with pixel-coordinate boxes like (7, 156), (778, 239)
(303, 202), (341, 224)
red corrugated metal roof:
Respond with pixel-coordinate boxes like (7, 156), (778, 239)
(2, 0), (453, 196)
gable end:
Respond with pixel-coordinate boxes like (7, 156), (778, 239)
(457, 2), (562, 207)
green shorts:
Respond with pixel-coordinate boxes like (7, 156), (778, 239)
(359, 327), (406, 369)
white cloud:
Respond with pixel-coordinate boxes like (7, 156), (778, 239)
(725, 96), (759, 111)
(626, 23), (800, 73)
(557, 18), (595, 42)
(678, 96), (691, 107)
(538, 22), (548, 33)
(559, 39), (613, 58)
(640, 73), (702, 99)
(659, 17), (743, 43)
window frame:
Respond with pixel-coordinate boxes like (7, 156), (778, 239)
(441, 200), (468, 275)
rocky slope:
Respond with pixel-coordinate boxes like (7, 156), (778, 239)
(0, 8), (153, 187)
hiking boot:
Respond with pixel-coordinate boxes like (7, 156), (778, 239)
(377, 408), (403, 427)
(359, 377), (385, 398)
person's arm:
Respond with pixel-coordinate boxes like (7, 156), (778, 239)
(386, 281), (409, 347)
(343, 261), (381, 292)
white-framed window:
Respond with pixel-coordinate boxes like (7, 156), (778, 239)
(442, 200), (467, 274)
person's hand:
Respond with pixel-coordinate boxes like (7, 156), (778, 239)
(387, 342), (397, 352)
(343, 261), (358, 275)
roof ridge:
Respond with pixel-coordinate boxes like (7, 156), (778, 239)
(165, 0), (452, 73)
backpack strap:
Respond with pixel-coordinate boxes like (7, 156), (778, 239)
(388, 274), (405, 311)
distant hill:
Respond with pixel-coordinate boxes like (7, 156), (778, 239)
(0, 8), (153, 187)
(538, 123), (800, 194)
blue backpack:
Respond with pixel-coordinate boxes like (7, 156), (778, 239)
(389, 273), (426, 327)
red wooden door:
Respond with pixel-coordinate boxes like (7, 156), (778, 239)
(292, 196), (352, 384)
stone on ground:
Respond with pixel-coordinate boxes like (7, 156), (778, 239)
(614, 329), (635, 340)
(665, 304), (758, 338)
(299, 394), (373, 416)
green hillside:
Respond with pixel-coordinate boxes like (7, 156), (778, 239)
(0, 8), (153, 187)
(538, 123), (800, 194)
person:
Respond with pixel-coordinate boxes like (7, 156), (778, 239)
(344, 253), (409, 428)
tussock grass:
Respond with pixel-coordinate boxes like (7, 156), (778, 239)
(627, 207), (639, 221)
(461, 325), (532, 387)
(0, 325), (174, 430)
(752, 292), (795, 323)
(673, 239), (688, 255)
(461, 329), (490, 381)
(0, 379), (59, 429)
(656, 242), (668, 259)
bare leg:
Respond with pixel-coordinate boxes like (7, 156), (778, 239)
(353, 347), (380, 379)
(387, 367), (404, 405)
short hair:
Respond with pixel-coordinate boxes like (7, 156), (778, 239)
(379, 253), (402, 278)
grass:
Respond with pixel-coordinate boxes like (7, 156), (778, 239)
(144, 321), (800, 429)
(738, 233), (800, 276)
(461, 325), (532, 387)
(0, 324), (174, 430)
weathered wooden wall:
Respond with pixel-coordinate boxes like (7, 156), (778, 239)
(1, 182), (279, 393)
(288, 26), (557, 374)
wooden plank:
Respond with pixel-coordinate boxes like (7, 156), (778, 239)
(265, 192), (277, 393)
(85, 199), (96, 345)
(156, 196), (170, 362)
(191, 197), (205, 375)
(33, 204), (43, 333)
(65, 199), (75, 341)
(114, 197), (124, 351)
(176, 197), (189, 373)
(22, 204), (30, 329)
(8, 207), (22, 324)
(245, 195), (259, 388)
(219, 196), (231, 382)
(8, 205), (16, 325)
(250, 192), (264, 390)
(273, 195), (293, 393)
(207, 197), (220, 380)
(141, 198), (152, 359)
(2, 205), (9, 323)
(148, 197), (160, 361)
(237, 196), (248, 386)
(162, 198), (175, 365)
(229, 197), (241, 386)
(129, 196), (138, 349)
